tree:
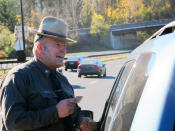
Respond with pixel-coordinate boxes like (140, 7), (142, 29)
(80, 0), (95, 27)
(0, 25), (15, 57)
(90, 12), (109, 44)
(0, 0), (18, 32)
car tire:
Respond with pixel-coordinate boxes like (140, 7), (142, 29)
(103, 72), (106, 77)
(98, 73), (102, 78)
(78, 74), (81, 77)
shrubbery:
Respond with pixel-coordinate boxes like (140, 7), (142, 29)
(0, 25), (16, 57)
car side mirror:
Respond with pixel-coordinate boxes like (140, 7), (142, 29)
(79, 110), (94, 119)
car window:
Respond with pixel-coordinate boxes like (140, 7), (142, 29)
(104, 60), (135, 131)
(98, 60), (102, 66)
(81, 59), (97, 64)
(78, 57), (84, 61)
(108, 52), (156, 131)
(67, 57), (81, 61)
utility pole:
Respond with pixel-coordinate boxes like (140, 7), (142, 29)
(17, 0), (26, 62)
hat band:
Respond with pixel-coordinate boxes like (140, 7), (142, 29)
(41, 30), (66, 39)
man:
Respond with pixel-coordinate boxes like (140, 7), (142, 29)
(0, 16), (96, 131)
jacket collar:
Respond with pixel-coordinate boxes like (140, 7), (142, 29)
(33, 57), (55, 78)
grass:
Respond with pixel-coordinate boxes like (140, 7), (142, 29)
(100, 54), (128, 62)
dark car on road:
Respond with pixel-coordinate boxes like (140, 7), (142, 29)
(77, 59), (106, 78)
(81, 21), (175, 131)
(64, 56), (84, 71)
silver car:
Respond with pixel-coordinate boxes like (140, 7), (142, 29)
(77, 59), (106, 78)
(87, 21), (175, 130)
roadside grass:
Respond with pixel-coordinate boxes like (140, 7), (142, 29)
(66, 52), (92, 55)
(100, 54), (128, 62)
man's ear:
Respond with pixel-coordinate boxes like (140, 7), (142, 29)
(37, 42), (42, 53)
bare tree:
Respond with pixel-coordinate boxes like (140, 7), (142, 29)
(64, 0), (83, 38)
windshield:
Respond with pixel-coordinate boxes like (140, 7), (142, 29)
(67, 57), (82, 61)
(81, 60), (98, 65)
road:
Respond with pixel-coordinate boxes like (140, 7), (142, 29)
(0, 58), (125, 127)
(63, 58), (125, 121)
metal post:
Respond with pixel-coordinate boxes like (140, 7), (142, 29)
(19, 0), (26, 62)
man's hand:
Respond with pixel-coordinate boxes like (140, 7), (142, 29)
(80, 117), (97, 131)
(56, 98), (78, 118)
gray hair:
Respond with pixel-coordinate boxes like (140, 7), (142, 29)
(32, 35), (44, 57)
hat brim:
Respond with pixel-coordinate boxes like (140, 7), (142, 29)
(33, 30), (77, 43)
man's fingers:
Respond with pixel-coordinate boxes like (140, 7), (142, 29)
(80, 117), (97, 131)
(88, 122), (97, 130)
(67, 98), (78, 104)
(66, 96), (83, 104)
(80, 119), (89, 130)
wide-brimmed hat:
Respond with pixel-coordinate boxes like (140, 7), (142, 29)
(33, 16), (76, 43)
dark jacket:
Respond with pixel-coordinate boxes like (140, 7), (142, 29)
(0, 58), (81, 131)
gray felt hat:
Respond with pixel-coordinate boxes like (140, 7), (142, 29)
(34, 16), (76, 43)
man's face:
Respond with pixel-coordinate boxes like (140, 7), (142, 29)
(40, 37), (66, 69)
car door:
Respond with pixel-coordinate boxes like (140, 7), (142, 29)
(98, 52), (156, 131)
(97, 60), (136, 131)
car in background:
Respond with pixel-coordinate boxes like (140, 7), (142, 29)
(84, 21), (175, 130)
(77, 59), (106, 78)
(64, 56), (84, 71)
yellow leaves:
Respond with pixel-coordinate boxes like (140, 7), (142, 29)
(112, 0), (148, 23)
(107, 8), (112, 18)
(90, 12), (103, 34)
(16, 15), (20, 19)
(85, 0), (152, 33)
(105, 0), (130, 24)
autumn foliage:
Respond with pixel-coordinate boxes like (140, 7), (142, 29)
(0, 0), (175, 56)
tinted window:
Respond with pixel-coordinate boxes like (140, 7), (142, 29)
(67, 57), (82, 61)
(108, 52), (156, 131)
(98, 60), (103, 66)
(104, 60), (135, 131)
(81, 59), (98, 64)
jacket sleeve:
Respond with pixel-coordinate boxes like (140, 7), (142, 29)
(0, 72), (60, 130)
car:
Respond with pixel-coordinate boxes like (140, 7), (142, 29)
(81, 21), (175, 130)
(64, 56), (84, 71)
(77, 59), (106, 78)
